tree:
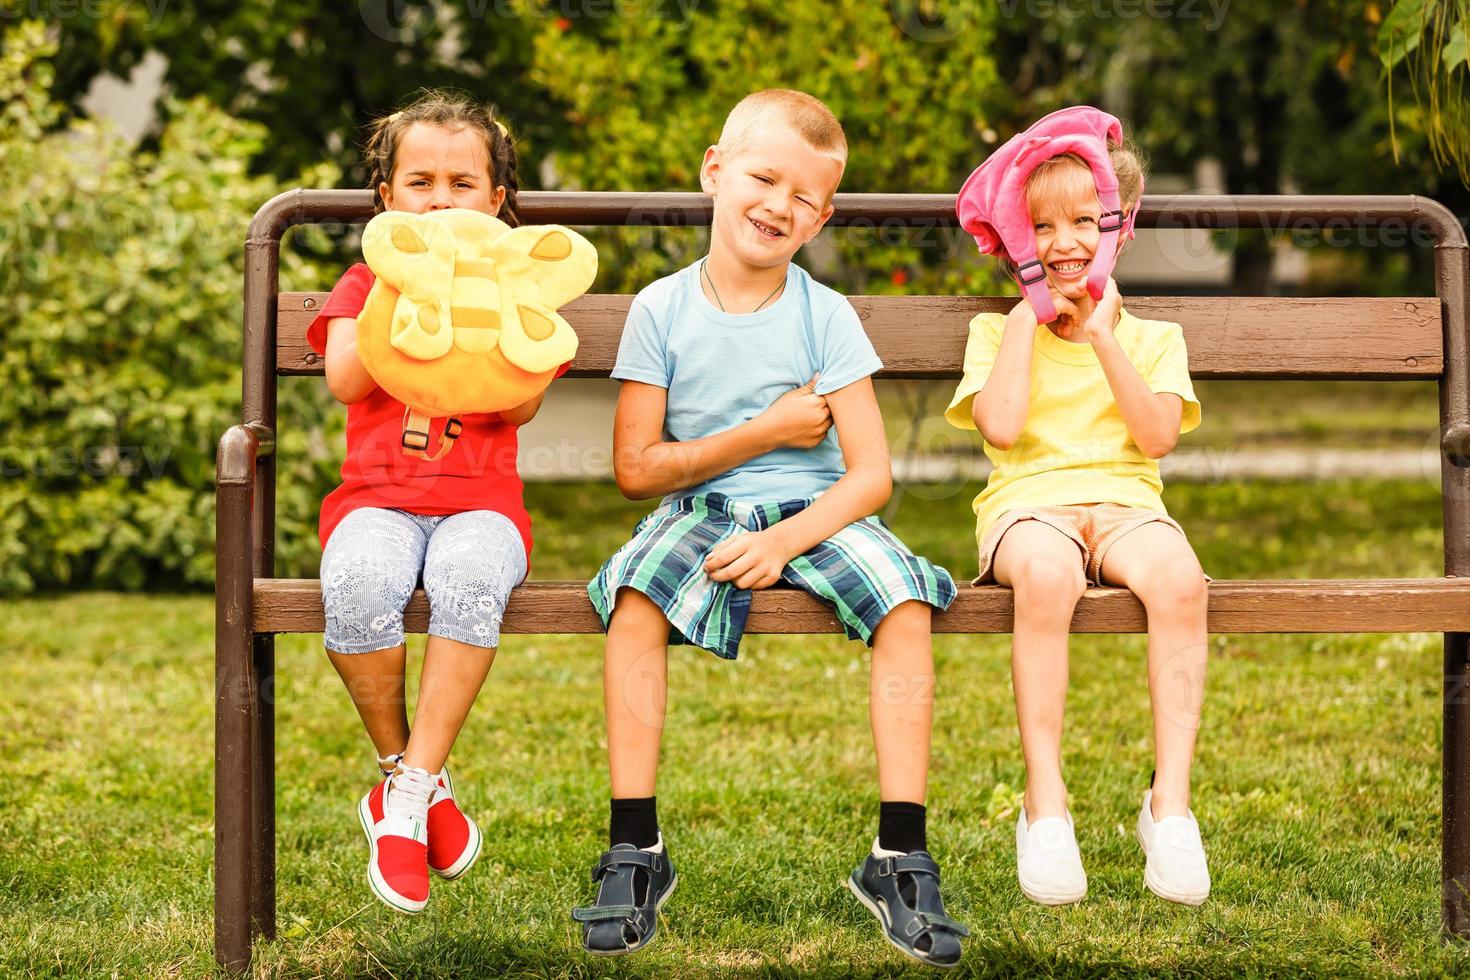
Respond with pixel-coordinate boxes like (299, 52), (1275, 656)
(0, 20), (338, 591)
(990, 0), (1467, 294)
(527, 0), (1015, 295)
(1379, 0), (1470, 184)
(23, 0), (548, 183)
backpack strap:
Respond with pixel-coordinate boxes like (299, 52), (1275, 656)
(400, 407), (463, 462)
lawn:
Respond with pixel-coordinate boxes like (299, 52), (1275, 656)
(2, 478), (1466, 977)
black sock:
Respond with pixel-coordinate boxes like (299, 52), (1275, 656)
(878, 800), (927, 854)
(610, 796), (659, 849)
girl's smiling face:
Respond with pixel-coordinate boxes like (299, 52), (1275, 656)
(380, 122), (505, 216)
(1028, 159), (1106, 302)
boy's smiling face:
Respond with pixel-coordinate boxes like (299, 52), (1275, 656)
(700, 122), (844, 271)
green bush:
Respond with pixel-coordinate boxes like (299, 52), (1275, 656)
(0, 21), (338, 593)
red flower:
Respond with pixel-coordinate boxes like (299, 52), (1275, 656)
(555, 17), (572, 31)
(891, 269), (910, 286)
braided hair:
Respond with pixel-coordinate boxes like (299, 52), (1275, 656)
(362, 88), (522, 226)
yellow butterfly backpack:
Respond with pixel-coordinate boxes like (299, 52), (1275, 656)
(356, 208), (598, 460)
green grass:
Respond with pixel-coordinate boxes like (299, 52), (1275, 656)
(2, 478), (1467, 977)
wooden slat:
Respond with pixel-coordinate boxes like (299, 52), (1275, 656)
(275, 293), (1441, 380)
(254, 578), (1470, 635)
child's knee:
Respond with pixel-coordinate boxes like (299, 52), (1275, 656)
(1137, 563), (1208, 618)
(321, 557), (415, 649)
(1010, 556), (1086, 607)
(608, 587), (670, 634)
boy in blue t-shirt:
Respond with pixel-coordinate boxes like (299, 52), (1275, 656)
(571, 90), (965, 968)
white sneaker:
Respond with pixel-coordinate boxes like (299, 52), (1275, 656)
(1015, 807), (1087, 905)
(1135, 790), (1210, 906)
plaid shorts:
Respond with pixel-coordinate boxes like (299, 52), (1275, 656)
(588, 493), (957, 660)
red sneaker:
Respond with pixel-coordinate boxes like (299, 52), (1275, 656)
(427, 766), (483, 880)
(357, 764), (438, 914)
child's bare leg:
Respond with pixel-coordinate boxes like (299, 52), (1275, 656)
(605, 588), (671, 798)
(870, 600), (933, 804)
(1099, 523), (1208, 820)
(400, 636), (497, 773)
(328, 645), (411, 762)
(992, 522), (1087, 823)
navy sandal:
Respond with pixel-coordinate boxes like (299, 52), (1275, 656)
(847, 849), (969, 969)
(572, 842), (677, 956)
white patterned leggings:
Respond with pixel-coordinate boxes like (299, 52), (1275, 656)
(319, 507), (527, 654)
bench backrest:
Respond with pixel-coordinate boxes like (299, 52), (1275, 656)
(240, 190), (1470, 572)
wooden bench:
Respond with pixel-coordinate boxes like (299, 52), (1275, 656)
(216, 189), (1470, 971)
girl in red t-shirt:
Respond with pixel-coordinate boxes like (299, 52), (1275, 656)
(306, 90), (561, 915)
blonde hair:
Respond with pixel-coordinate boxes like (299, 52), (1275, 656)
(718, 88), (848, 166)
(1024, 138), (1146, 222)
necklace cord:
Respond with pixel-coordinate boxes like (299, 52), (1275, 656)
(702, 258), (785, 314)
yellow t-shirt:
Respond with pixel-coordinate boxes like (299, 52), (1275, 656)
(944, 308), (1201, 546)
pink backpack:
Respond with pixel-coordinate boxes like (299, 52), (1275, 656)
(955, 106), (1141, 323)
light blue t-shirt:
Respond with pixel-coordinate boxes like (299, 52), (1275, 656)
(612, 259), (883, 503)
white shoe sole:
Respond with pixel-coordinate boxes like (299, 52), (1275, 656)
(358, 793), (428, 915)
(1135, 827), (1209, 906)
(427, 766), (482, 880)
(845, 874), (962, 969)
(1017, 867), (1087, 906)
(430, 813), (482, 880)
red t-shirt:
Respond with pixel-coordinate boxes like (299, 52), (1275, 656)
(307, 263), (564, 562)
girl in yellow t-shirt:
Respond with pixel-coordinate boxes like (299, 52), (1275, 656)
(946, 136), (1211, 908)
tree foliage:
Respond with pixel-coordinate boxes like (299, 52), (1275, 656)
(0, 20), (337, 592)
(1379, 0), (1470, 184)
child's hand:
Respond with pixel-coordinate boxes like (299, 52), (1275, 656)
(759, 374), (831, 449)
(1045, 286), (1084, 339)
(1079, 277), (1123, 344)
(703, 529), (790, 590)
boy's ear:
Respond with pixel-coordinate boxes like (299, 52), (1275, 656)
(698, 145), (721, 195)
(800, 201), (837, 245)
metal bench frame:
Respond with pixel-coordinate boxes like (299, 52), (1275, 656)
(215, 189), (1470, 971)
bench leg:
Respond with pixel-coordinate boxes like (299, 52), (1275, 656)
(215, 605), (257, 971)
(251, 634), (277, 940)
(215, 426), (264, 971)
(1447, 631), (1470, 937)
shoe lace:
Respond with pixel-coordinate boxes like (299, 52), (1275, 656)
(377, 752), (404, 778)
(385, 764), (437, 821)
